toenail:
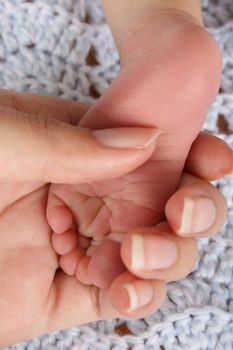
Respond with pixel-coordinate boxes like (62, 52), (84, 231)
(131, 234), (177, 271)
(178, 196), (216, 234)
(124, 281), (154, 312)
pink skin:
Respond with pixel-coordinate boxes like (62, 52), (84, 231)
(0, 89), (231, 347)
(47, 16), (222, 288)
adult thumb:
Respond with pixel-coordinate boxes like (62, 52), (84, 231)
(0, 108), (160, 183)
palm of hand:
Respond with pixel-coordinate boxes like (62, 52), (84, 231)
(0, 184), (103, 346)
(0, 183), (59, 345)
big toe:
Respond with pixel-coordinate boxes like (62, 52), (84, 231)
(87, 233), (126, 289)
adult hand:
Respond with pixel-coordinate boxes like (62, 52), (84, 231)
(0, 89), (160, 184)
(0, 89), (231, 346)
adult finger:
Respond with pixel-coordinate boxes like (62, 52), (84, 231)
(165, 172), (228, 238)
(1, 89), (232, 180)
(1, 89), (232, 183)
(0, 88), (89, 125)
(0, 107), (160, 183)
(121, 221), (197, 282)
(120, 170), (227, 282)
(185, 132), (233, 180)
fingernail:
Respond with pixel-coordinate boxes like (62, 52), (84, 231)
(131, 234), (177, 271)
(93, 127), (161, 149)
(178, 196), (216, 234)
(124, 281), (154, 312)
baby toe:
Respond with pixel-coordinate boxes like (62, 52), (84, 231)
(52, 230), (78, 255)
(59, 247), (84, 276)
(75, 256), (92, 285)
(87, 233), (126, 289)
(47, 189), (73, 234)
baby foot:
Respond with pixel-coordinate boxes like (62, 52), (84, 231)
(47, 14), (222, 288)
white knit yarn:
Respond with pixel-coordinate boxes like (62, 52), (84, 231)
(1, 0), (233, 349)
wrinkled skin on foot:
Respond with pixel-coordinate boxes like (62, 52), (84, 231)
(47, 15), (222, 288)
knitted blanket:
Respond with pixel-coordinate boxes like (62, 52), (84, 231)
(1, 0), (233, 349)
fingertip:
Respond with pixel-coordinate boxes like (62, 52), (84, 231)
(186, 133), (233, 180)
(177, 196), (216, 236)
(121, 223), (197, 282)
(108, 272), (166, 318)
(166, 190), (215, 237)
(121, 231), (178, 275)
(165, 179), (227, 238)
